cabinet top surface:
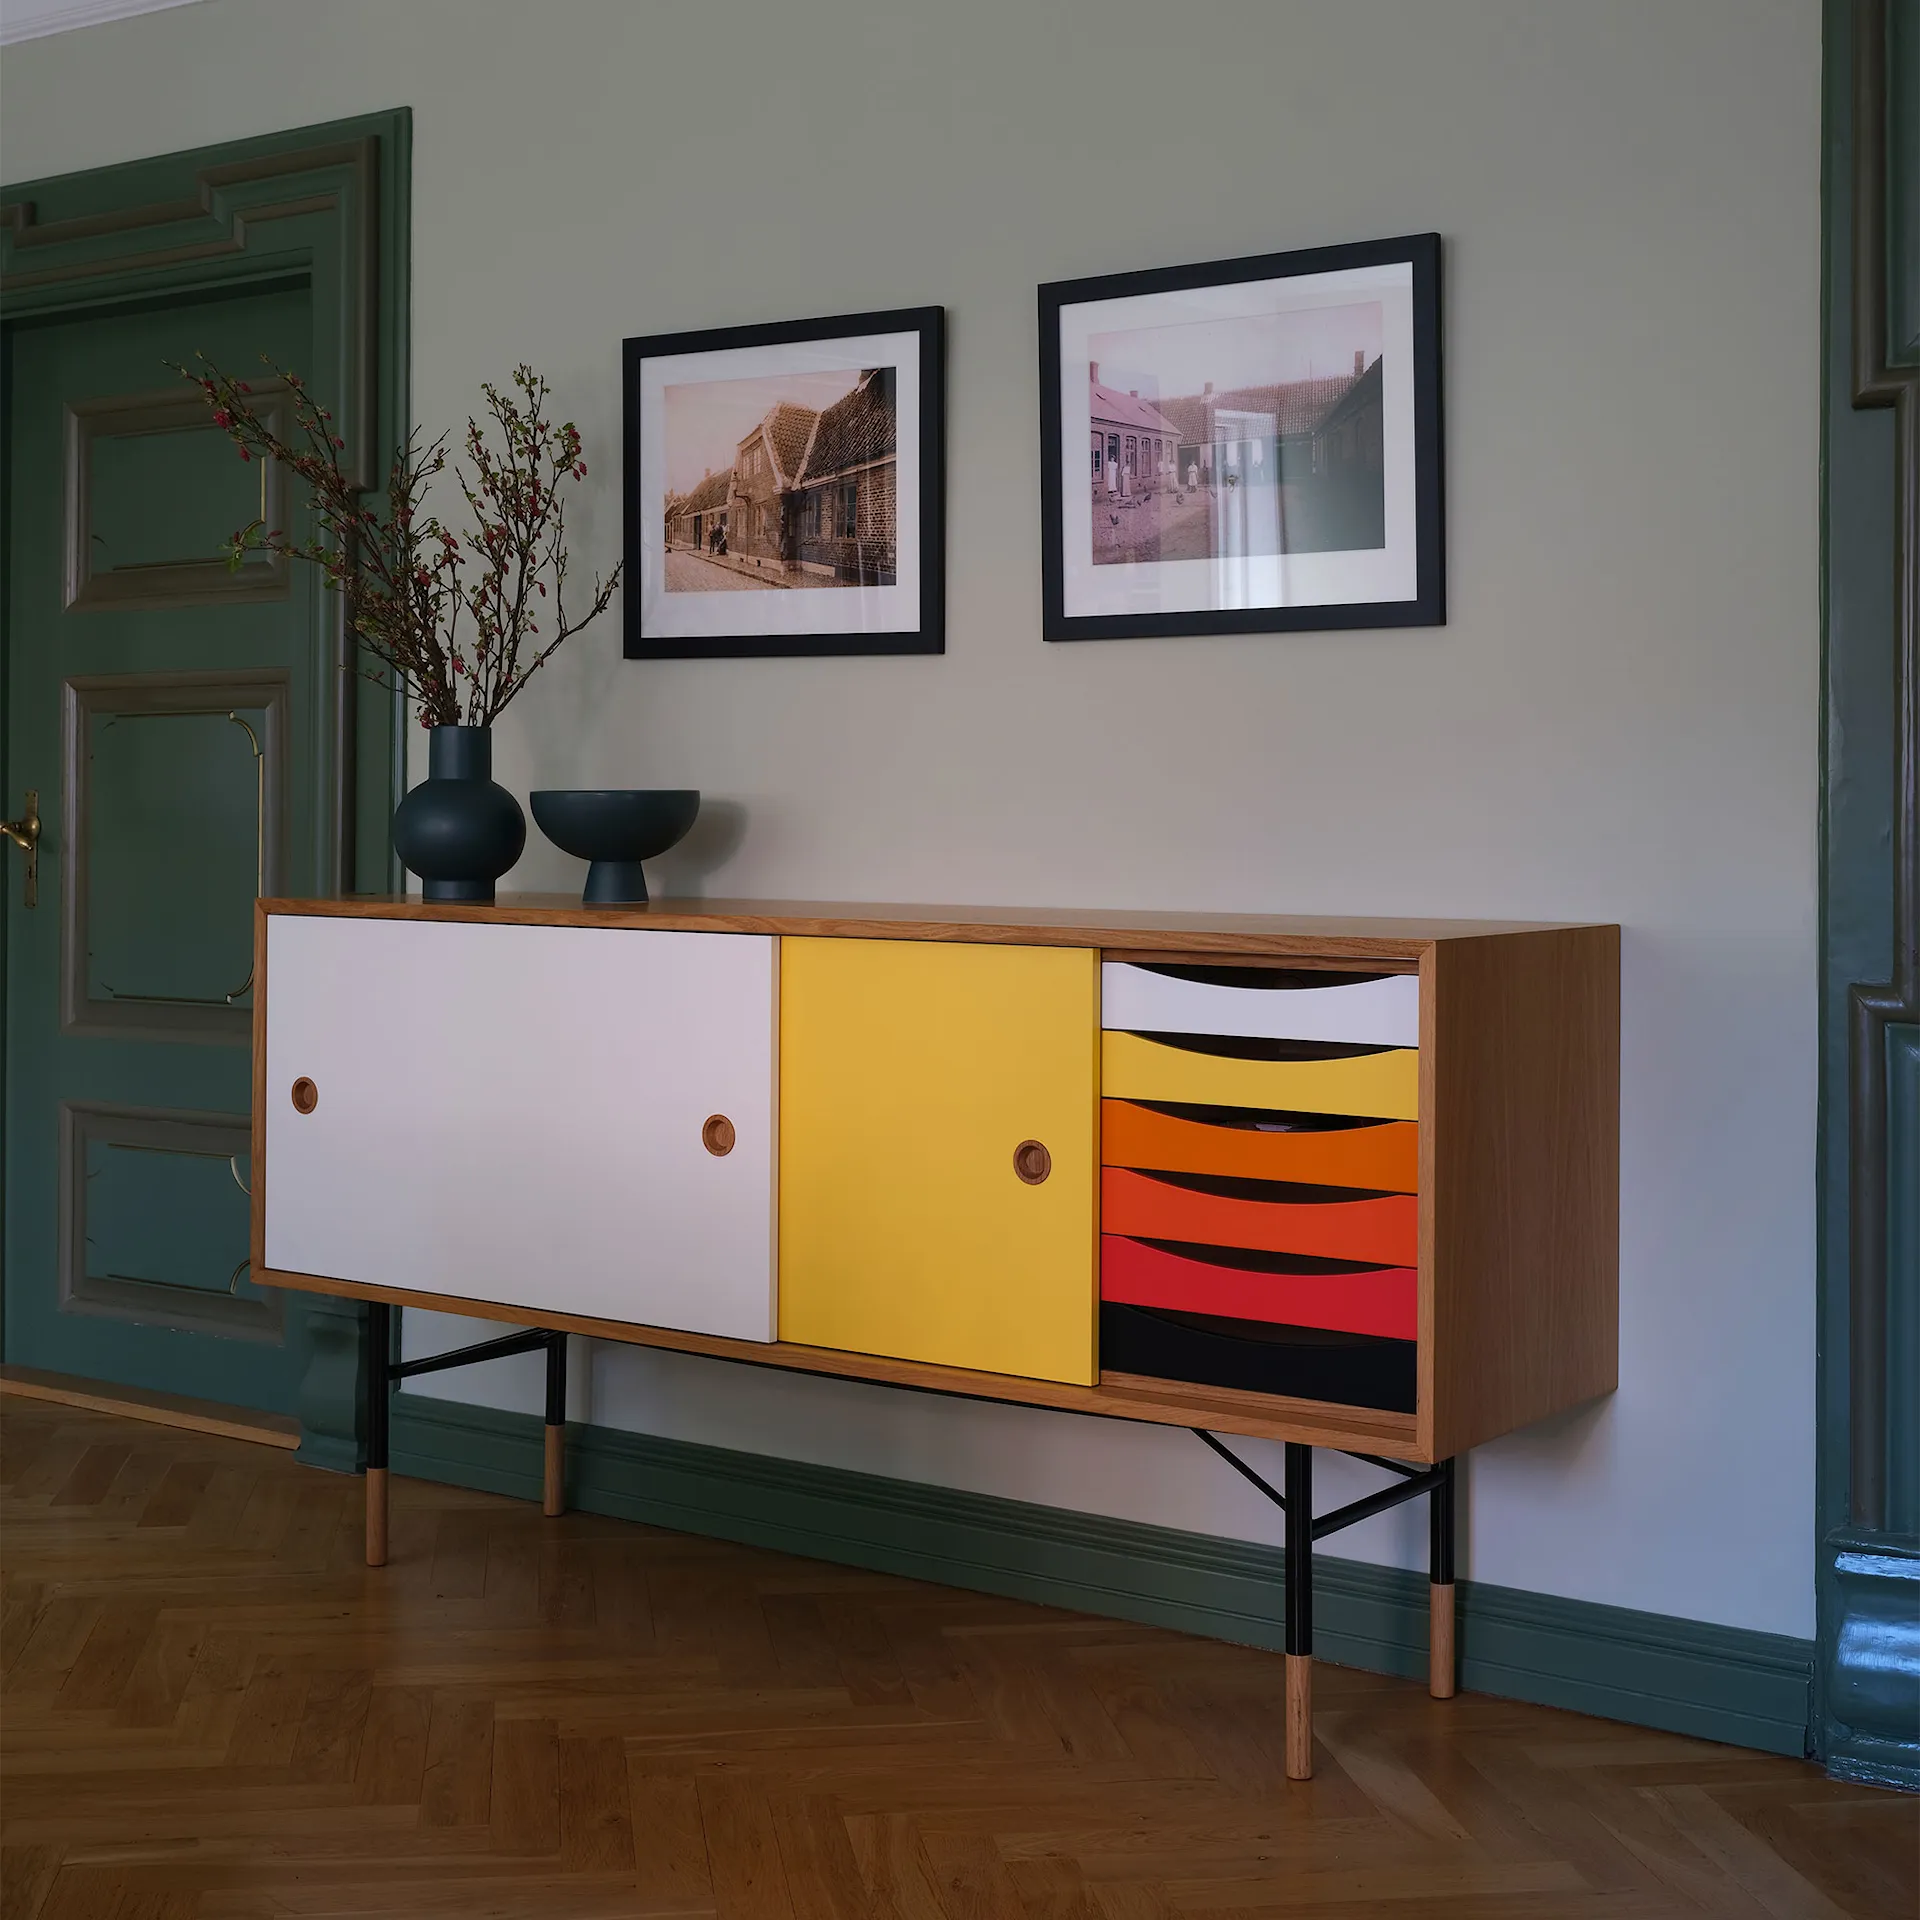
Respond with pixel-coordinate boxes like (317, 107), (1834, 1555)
(260, 894), (1614, 956)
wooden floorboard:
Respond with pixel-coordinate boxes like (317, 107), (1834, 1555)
(1, 1399), (1910, 1918)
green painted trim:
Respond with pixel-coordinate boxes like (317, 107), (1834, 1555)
(363, 109), (410, 891)
(1889, 0), (1918, 363)
(1818, 0), (1920, 1789)
(1, 112), (411, 1453)
(391, 1391), (1813, 1759)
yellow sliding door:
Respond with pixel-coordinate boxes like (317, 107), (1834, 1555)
(779, 938), (1099, 1384)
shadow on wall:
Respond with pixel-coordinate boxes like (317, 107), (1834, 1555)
(649, 799), (749, 899)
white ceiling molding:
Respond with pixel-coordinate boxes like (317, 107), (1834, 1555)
(2, 0), (204, 46)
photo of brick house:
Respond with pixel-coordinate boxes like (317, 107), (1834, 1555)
(725, 400), (818, 572)
(1180, 366), (1361, 493)
(1088, 364), (1183, 503)
(1309, 350), (1385, 549)
(663, 466), (730, 555)
(793, 368), (897, 585)
(660, 366), (899, 592)
(1084, 302), (1387, 567)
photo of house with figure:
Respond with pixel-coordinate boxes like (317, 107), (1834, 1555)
(1088, 301), (1386, 567)
(662, 367), (898, 591)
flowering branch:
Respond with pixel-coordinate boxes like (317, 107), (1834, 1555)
(173, 357), (620, 728)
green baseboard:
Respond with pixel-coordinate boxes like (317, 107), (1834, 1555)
(389, 1391), (1813, 1759)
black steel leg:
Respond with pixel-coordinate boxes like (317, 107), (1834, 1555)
(365, 1300), (390, 1567)
(542, 1332), (567, 1518)
(1429, 1455), (1457, 1697)
(1284, 1442), (1313, 1778)
(1194, 1429), (1459, 1779)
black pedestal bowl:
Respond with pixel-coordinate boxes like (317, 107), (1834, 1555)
(529, 790), (701, 904)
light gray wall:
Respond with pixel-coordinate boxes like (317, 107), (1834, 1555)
(2, 0), (1822, 1637)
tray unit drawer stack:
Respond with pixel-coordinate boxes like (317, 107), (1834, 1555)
(1098, 961), (1421, 1412)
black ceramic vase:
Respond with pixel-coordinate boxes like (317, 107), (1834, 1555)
(391, 725), (526, 903)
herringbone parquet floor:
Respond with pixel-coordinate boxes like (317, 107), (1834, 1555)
(2, 1399), (1913, 1919)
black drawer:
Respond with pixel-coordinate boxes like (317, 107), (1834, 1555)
(1100, 1301), (1416, 1413)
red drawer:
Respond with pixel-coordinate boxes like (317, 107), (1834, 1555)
(1101, 1235), (1416, 1341)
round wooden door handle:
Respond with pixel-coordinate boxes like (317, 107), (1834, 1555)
(1013, 1139), (1051, 1185)
(702, 1114), (736, 1157)
(291, 1077), (318, 1114)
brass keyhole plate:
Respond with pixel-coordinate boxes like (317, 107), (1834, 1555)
(702, 1114), (736, 1157)
(1013, 1139), (1051, 1185)
(291, 1077), (318, 1114)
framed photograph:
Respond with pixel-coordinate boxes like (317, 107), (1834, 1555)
(1038, 234), (1442, 642)
(624, 307), (945, 658)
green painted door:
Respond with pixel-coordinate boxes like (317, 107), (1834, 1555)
(3, 282), (328, 1412)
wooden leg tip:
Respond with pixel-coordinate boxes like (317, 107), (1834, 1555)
(542, 1424), (565, 1518)
(364, 1466), (389, 1568)
(1284, 1651), (1313, 1780)
(1429, 1581), (1456, 1699)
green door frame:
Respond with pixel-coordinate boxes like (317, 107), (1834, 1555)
(1818, 0), (1918, 1788)
(1, 109), (411, 1470)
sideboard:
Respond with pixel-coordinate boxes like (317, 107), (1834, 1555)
(251, 894), (1619, 1778)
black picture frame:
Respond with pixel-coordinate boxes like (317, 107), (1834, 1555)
(1038, 234), (1443, 642)
(623, 306), (945, 658)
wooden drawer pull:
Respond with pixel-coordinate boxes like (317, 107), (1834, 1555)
(1013, 1139), (1051, 1185)
(291, 1077), (318, 1115)
(702, 1113), (736, 1157)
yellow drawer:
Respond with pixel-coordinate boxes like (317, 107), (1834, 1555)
(1101, 1030), (1418, 1121)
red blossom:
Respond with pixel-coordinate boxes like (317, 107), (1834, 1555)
(176, 355), (617, 730)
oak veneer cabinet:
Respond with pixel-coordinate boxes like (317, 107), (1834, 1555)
(252, 894), (1620, 1779)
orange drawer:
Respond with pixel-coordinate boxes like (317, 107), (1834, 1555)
(1102, 1099), (1417, 1193)
(1102, 1166), (1416, 1265)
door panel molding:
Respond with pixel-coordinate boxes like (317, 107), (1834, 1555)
(58, 1099), (281, 1343)
(64, 383), (292, 610)
(3, 138), (382, 488)
(4, 112), (410, 895)
(60, 669), (287, 1043)
(1841, 0), (1919, 1533)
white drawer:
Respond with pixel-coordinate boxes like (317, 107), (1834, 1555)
(1101, 960), (1419, 1048)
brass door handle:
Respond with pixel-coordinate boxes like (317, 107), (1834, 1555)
(2, 790), (39, 909)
